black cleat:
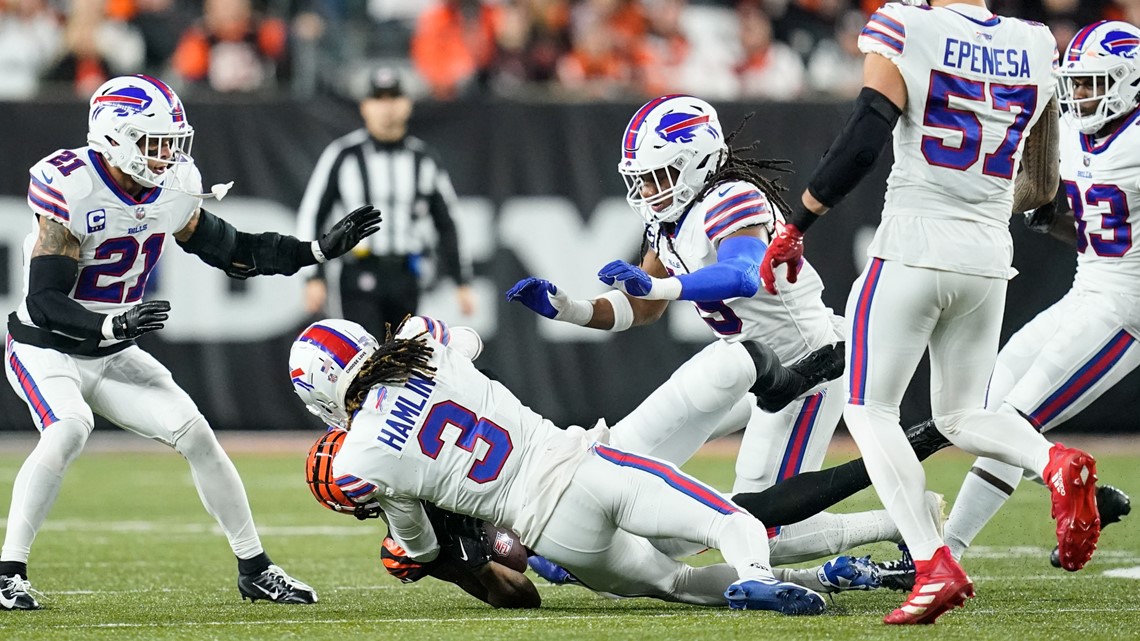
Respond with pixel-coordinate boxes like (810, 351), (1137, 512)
(905, 419), (952, 460)
(873, 545), (916, 592)
(790, 342), (846, 390)
(1050, 484), (1131, 568)
(238, 565), (318, 604)
(0, 574), (42, 610)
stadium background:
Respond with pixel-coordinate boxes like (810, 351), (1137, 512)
(0, 0), (1135, 433)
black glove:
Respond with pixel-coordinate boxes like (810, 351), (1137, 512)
(1024, 199), (1058, 234)
(317, 205), (383, 261)
(110, 300), (170, 340)
(424, 504), (492, 571)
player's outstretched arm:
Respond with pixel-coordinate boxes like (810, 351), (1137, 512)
(25, 216), (169, 341)
(174, 205), (382, 279)
(761, 53), (904, 294)
(506, 249), (669, 331)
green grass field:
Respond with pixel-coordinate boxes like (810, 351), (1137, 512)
(0, 439), (1135, 641)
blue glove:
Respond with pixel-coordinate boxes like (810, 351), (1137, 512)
(505, 277), (561, 319)
(597, 260), (654, 298)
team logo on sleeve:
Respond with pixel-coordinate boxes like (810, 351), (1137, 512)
(1101, 30), (1140, 58)
(86, 209), (106, 233)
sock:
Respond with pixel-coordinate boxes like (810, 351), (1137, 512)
(944, 459), (1020, 560)
(844, 404), (943, 561)
(772, 566), (830, 593)
(769, 510), (899, 565)
(732, 457), (871, 527)
(936, 404), (1051, 477)
(1, 418), (90, 566)
(714, 512), (774, 581)
(238, 551), (273, 575)
(0, 561), (28, 580)
(173, 417), (264, 560)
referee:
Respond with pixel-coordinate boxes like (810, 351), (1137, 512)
(296, 67), (475, 336)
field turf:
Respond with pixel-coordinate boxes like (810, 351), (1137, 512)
(0, 436), (1135, 640)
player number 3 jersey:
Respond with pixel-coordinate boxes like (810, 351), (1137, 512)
(858, 3), (1057, 278)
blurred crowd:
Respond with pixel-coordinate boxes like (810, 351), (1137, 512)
(1, 0), (1137, 102)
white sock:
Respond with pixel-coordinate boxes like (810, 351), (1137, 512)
(174, 418), (263, 559)
(773, 566), (830, 593)
(945, 458), (1021, 560)
(714, 512), (774, 581)
(1, 419), (90, 563)
(844, 403), (943, 561)
(769, 510), (899, 565)
(937, 404), (1051, 477)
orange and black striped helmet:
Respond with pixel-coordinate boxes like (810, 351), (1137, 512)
(305, 428), (383, 520)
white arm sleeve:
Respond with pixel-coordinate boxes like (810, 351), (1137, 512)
(377, 495), (440, 562)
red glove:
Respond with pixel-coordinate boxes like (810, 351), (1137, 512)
(760, 223), (806, 295)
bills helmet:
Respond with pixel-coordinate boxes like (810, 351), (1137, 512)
(1058, 21), (1140, 134)
(289, 319), (379, 429)
(87, 75), (195, 188)
(618, 95), (727, 225)
(305, 428), (383, 519)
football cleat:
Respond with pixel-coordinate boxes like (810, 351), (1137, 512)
(1044, 443), (1101, 571)
(789, 342), (845, 390)
(875, 544), (916, 592)
(883, 546), (973, 625)
(0, 574), (41, 610)
(1051, 484), (1131, 568)
(238, 565), (318, 604)
(817, 555), (881, 591)
(725, 577), (826, 615)
(904, 419), (952, 460)
(527, 555), (580, 586)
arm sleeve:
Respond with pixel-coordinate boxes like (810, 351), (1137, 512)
(674, 235), (765, 301)
(25, 255), (109, 340)
(423, 155), (472, 284)
(378, 495), (441, 562)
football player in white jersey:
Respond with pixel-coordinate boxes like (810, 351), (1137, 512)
(506, 94), (935, 567)
(943, 20), (1140, 565)
(761, 0), (1101, 625)
(289, 316), (827, 614)
(0, 75), (382, 610)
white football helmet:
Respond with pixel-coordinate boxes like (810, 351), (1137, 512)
(1058, 21), (1140, 134)
(289, 319), (380, 428)
(87, 75), (195, 188)
(618, 94), (727, 225)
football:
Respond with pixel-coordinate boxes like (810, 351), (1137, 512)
(483, 523), (528, 573)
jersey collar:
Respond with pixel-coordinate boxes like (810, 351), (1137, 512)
(1080, 105), (1140, 155)
(88, 150), (162, 206)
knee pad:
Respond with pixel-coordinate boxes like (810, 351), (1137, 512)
(171, 416), (221, 459)
(33, 418), (92, 471)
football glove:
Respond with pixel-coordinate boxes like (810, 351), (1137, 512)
(597, 260), (654, 297)
(110, 300), (170, 340)
(427, 506), (493, 572)
(315, 205), (383, 262)
(505, 277), (592, 325)
(1023, 199), (1058, 234)
(760, 223), (805, 295)
(381, 536), (432, 583)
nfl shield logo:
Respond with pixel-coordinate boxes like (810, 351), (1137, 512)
(134, 206), (146, 220)
(494, 531), (514, 557)
(1083, 156), (1091, 167)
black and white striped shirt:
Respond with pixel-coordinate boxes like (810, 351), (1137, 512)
(296, 130), (471, 283)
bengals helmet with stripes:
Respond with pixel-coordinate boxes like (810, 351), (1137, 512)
(305, 428), (383, 520)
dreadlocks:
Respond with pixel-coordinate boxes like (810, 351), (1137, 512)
(344, 327), (437, 422)
(638, 112), (795, 267)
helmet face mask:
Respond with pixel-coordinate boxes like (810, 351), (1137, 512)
(1058, 22), (1140, 135)
(619, 95), (726, 225)
(289, 320), (380, 429)
(87, 75), (195, 188)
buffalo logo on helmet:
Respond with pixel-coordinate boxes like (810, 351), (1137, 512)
(1101, 30), (1140, 58)
(91, 85), (153, 119)
(654, 111), (715, 144)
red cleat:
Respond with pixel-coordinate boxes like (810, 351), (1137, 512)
(883, 546), (974, 625)
(1045, 443), (1101, 571)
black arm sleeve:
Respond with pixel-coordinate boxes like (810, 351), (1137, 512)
(177, 209), (317, 278)
(25, 255), (107, 339)
(806, 87), (902, 208)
